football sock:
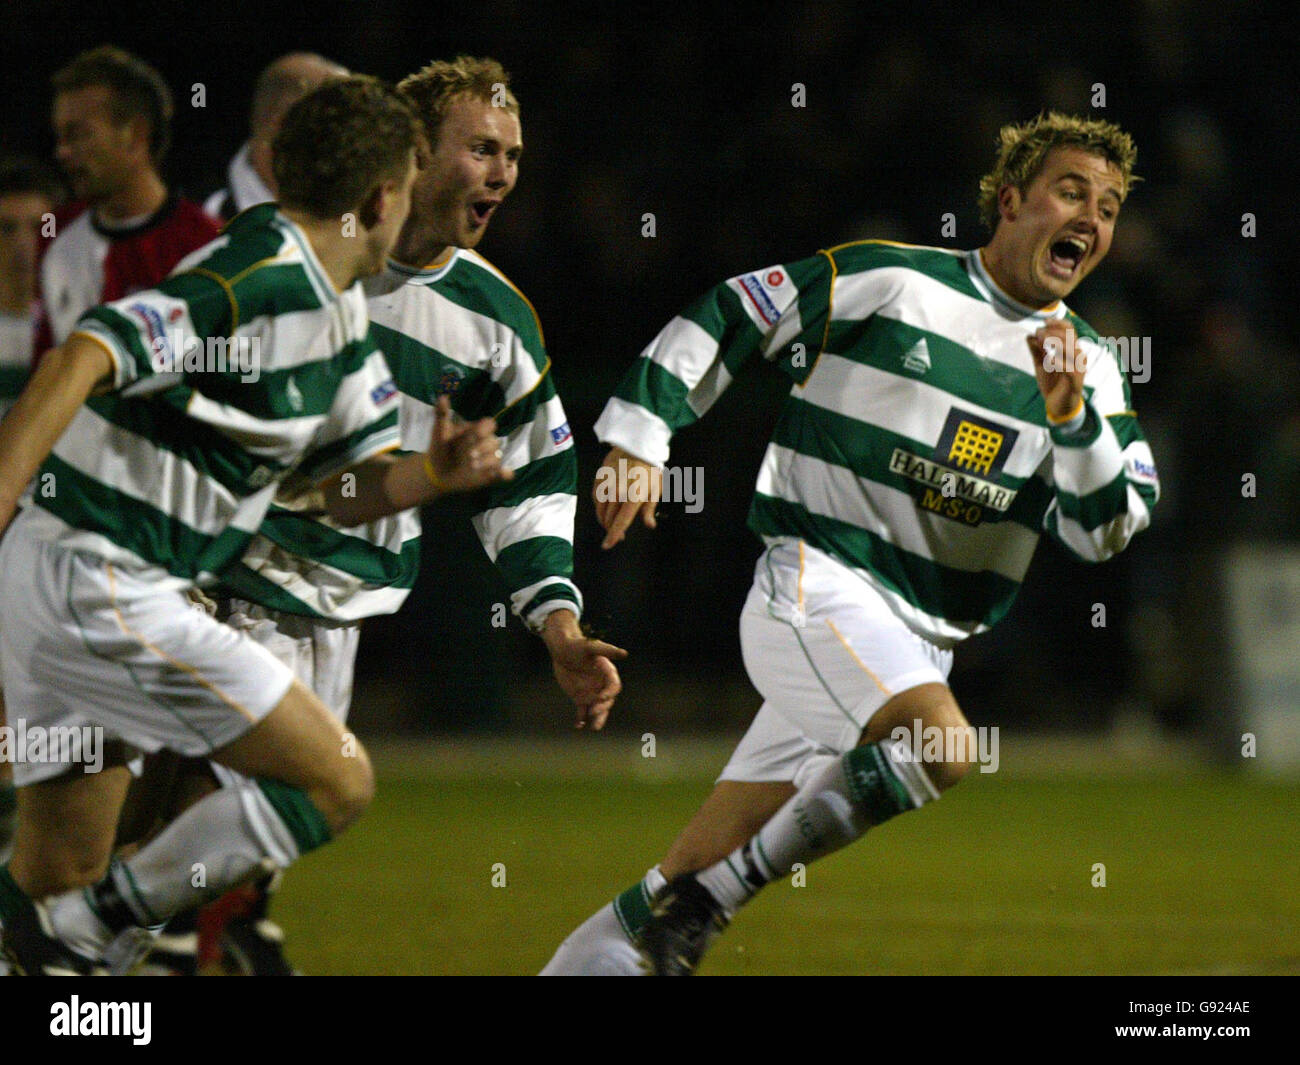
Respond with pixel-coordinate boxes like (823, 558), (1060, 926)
(45, 778), (328, 959)
(696, 739), (939, 912)
(539, 866), (666, 975)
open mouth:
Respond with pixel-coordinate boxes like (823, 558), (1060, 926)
(470, 200), (498, 224)
(1047, 235), (1088, 278)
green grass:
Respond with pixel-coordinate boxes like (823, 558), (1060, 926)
(273, 741), (1300, 975)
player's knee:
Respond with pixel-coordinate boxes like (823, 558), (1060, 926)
(926, 750), (973, 792)
(315, 744), (374, 834)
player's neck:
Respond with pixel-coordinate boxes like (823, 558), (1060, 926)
(391, 217), (452, 271)
(93, 170), (168, 225)
(978, 242), (1051, 310)
(288, 211), (371, 292)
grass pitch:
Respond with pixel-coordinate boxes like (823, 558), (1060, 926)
(274, 737), (1300, 975)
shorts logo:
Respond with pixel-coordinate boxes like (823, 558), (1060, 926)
(738, 273), (781, 327)
(370, 379), (397, 406)
(550, 421), (573, 446)
(889, 407), (1021, 525)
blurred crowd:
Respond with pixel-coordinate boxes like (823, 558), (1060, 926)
(1, 0), (1292, 735)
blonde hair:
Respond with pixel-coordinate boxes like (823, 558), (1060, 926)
(397, 56), (519, 148)
(978, 112), (1139, 230)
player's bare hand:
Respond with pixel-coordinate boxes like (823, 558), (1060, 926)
(541, 611), (628, 731)
(426, 395), (513, 493)
(593, 446), (660, 550)
(1027, 320), (1087, 423)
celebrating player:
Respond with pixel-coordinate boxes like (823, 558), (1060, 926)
(143, 55), (626, 975)
(204, 52), (348, 223)
(542, 113), (1159, 974)
(0, 76), (510, 975)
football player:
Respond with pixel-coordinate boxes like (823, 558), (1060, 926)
(542, 113), (1158, 974)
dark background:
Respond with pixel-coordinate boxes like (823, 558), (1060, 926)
(5, 0), (1295, 742)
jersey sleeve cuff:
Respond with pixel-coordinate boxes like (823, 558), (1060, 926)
(68, 323), (134, 391)
(593, 397), (672, 467)
(1049, 401), (1102, 447)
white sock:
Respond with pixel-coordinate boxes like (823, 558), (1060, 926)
(47, 780), (300, 958)
(539, 867), (666, 975)
(697, 739), (939, 912)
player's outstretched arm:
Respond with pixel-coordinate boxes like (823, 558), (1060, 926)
(593, 445), (661, 550)
(325, 396), (513, 526)
(0, 336), (112, 535)
(539, 608), (627, 731)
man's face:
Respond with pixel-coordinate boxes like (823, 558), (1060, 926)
(364, 153), (419, 275)
(410, 95), (521, 251)
(0, 191), (53, 286)
(52, 86), (140, 203)
(998, 146), (1123, 304)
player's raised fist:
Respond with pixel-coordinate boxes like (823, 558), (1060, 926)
(1027, 320), (1087, 423)
(425, 395), (513, 492)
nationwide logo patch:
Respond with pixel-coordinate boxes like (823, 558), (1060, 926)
(889, 407), (1021, 524)
(128, 302), (169, 361)
(737, 273), (781, 327)
(550, 421), (573, 446)
(370, 379), (397, 405)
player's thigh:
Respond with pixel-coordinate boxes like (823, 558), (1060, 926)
(9, 760), (135, 897)
(740, 541), (953, 756)
(208, 677), (373, 833)
(660, 780), (796, 879)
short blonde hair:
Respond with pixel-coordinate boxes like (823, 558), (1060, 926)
(978, 112), (1139, 230)
(397, 56), (519, 148)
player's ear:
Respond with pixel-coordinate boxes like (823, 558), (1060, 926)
(998, 184), (1021, 224)
(125, 114), (154, 159)
(357, 184), (384, 230)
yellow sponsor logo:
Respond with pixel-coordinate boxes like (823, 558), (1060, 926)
(948, 420), (1003, 476)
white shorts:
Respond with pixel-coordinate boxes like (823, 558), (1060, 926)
(720, 539), (953, 785)
(221, 599), (360, 721)
(0, 516), (295, 788)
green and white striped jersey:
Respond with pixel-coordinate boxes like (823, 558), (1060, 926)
(594, 240), (1159, 646)
(218, 248), (581, 628)
(21, 204), (401, 588)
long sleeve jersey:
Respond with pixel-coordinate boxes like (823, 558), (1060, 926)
(595, 240), (1159, 646)
(219, 248), (581, 628)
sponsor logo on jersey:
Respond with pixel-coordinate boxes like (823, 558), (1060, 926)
(128, 302), (169, 358)
(550, 421), (573, 446)
(370, 379), (397, 406)
(737, 273), (781, 327)
(889, 407), (1021, 524)
(766, 270), (785, 287)
(438, 365), (464, 396)
(1126, 455), (1158, 483)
